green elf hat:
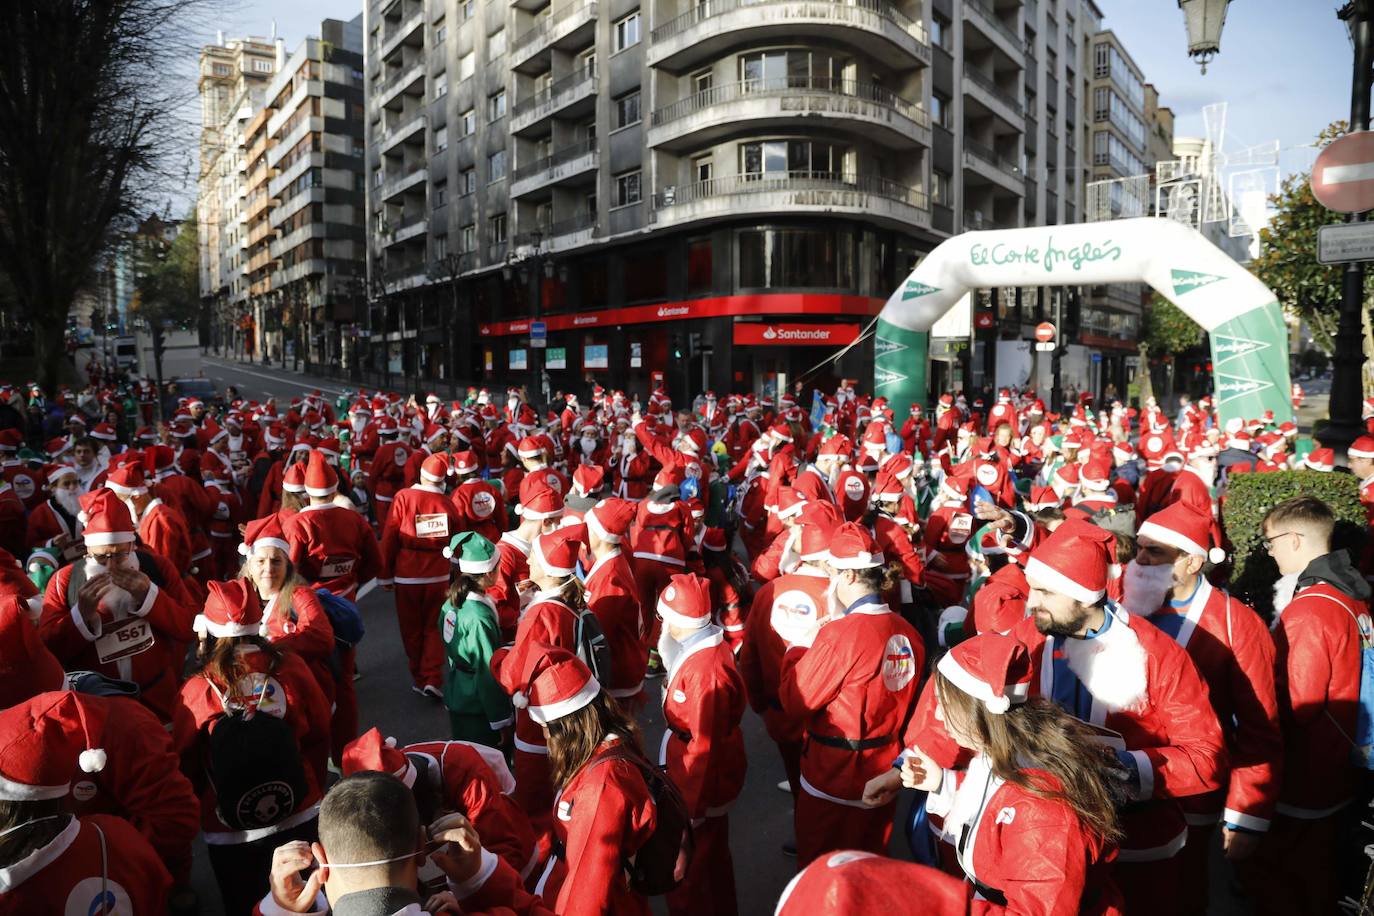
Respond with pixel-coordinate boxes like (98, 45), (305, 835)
(26, 546), (61, 592)
(444, 530), (499, 574)
(963, 523), (1007, 563)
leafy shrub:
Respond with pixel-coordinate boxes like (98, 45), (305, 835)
(1223, 469), (1368, 620)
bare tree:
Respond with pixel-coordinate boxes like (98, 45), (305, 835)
(0, 0), (208, 393)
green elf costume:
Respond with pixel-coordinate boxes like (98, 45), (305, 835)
(439, 530), (512, 749)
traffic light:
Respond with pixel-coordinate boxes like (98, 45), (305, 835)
(672, 333), (683, 359)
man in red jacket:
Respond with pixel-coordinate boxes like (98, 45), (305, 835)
(1238, 496), (1374, 915)
(106, 463), (195, 579)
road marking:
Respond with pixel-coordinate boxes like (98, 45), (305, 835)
(203, 359), (348, 398)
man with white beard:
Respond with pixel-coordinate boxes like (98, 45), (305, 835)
(1125, 501), (1282, 913)
(1236, 496), (1374, 915)
(36, 489), (197, 736)
(23, 465), (85, 562)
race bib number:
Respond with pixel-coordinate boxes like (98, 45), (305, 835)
(320, 556), (355, 579)
(948, 513), (973, 545)
(96, 617), (154, 665)
(415, 513), (449, 539)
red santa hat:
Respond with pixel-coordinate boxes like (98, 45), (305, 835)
(586, 497), (635, 545)
(76, 490), (135, 547)
(240, 516), (291, 557)
(826, 522), (884, 569)
(516, 437), (544, 460)
(1349, 435), (1374, 460)
(532, 524), (586, 578)
(0, 601), (65, 707)
(776, 851), (967, 916)
(799, 513), (840, 562)
(89, 423), (117, 442)
(938, 474), (969, 503)
(1136, 501), (1227, 565)
(652, 465), (685, 493)
(514, 646), (601, 725)
(1024, 525), (1114, 605)
(420, 452), (451, 484)
(1025, 485), (1061, 513)
(282, 462), (307, 494)
(452, 450), (480, 476)
(572, 464), (606, 498)
(1303, 448), (1335, 472)
(775, 486), (807, 521)
(1225, 431), (1253, 451)
(342, 727), (416, 788)
(0, 691), (109, 798)
(1079, 459), (1111, 493)
(304, 450), (338, 497)
(818, 435), (852, 459)
(104, 463), (148, 498)
(194, 579), (267, 639)
(656, 572), (713, 631)
(937, 632), (1034, 714)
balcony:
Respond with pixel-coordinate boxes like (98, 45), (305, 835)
(648, 78), (930, 152)
(382, 259), (429, 290)
(380, 165), (429, 202)
(962, 0), (1023, 62)
(378, 113), (427, 155)
(649, 0), (929, 73)
(378, 8), (425, 64)
(516, 212), (597, 250)
(385, 213), (430, 247)
(962, 139), (1024, 194)
(962, 64), (1023, 128)
(511, 67), (597, 135)
(511, 138), (599, 197)
(510, 1), (597, 74)
(651, 172), (929, 233)
(375, 59), (425, 112)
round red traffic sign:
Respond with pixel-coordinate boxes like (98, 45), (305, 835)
(1312, 130), (1374, 214)
(1034, 322), (1056, 342)
(974, 312), (995, 330)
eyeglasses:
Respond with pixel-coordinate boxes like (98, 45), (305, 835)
(87, 547), (133, 563)
(1261, 531), (1303, 553)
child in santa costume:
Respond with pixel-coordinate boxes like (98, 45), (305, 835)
(179, 580), (332, 916)
(379, 451), (463, 699)
(0, 693), (171, 915)
(439, 531), (512, 748)
(778, 522), (924, 865)
(521, 647), (655, 916)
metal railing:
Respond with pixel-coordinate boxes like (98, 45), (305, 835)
(383, 260), (426, 284)
(377, 60), (424, 99)
(513, 0), (597, 55)
(380, 166), (428, 200)
(512, 138), (598, 183)
(963, 209), (987, 229)
(652, 0), (928, 46)
(962, 64), (1023, 116)
(512, 66), (596, 118)
(514, 211), (597, 247)
(963, 138), (1022, 181)
(653, 171), (928, 211)
(651, 78), (928, 128)
(963, 0), (1021, 49)
(377, 113), (427, 148)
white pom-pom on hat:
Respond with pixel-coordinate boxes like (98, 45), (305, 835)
(79, 747), (107, 774)
(238, 543), (251, 556)
(512, 692), (529, 709)
(984, 695), (1011, 714)
(442, 546), (454, 559)
(1208, 547), (1227, 565)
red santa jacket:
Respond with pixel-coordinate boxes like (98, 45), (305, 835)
(488, 531), (532, 635)
(0, 483), (23, 560)
(1144, 577), (1282, 832)
(1271, 569), (1372, 818)
(452, 478), (508, 546)
(135, 499), (193, 576)
(38, 554), (197, 728)
(156, 471), (214, 563)
(780, 597), (923, 802)
(614, 449), (654, 500)
(352, 423), (379, 469)
(584, 548), (648, 699)
(835, 468), (871, 522)
(370, 440), (411, 506)
(629, 498), (693, 569)
(284, 503), (382, 599)
(179, 648), (332, 842)
(633, 419), (714, 489)
(491, 592), (582, 757)
(660, 626), (747, 818)
(0, 815), (171, 916)
(738, 570), (828, 746)
(262, 586), (338, 707)
(24, 497), (84, 559)
(2, 462), (45, 510)
(925, 502), (975, 582)
(380, 483), (462, 586)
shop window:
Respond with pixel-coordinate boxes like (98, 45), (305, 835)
(738, 228), (853, 289)
(687, 237), (713, 294)
(623, 247), (666, 301)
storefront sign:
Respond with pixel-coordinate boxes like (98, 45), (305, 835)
(546, 347), (567, 370)
(509, 349), (527, 371)
(584, 344), (608, 369)
(479, 293), (883, 337)
(732, 323), (860, 347)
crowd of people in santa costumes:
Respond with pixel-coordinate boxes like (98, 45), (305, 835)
(0, 373), (1372, 915)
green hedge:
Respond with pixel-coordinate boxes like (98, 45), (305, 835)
(1224, 469), (1368, 620)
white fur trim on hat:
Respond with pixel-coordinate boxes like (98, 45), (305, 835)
(937, 651), (1029, 714)
(251, 537), (291, 556)
(585, 507), (621, 545)
(192, 614), (263, 639)
(526, 675), (601, 726)
(1024, 556), (1104, 606)
(0, 772), (70, 801)
(532, 536), (574, 579)
(826, 548), (885, 570)
(657, 596), (711, 631)
(1135, 520), (1207, 560)
(82, 531), (136, 547)
(305, 482), (338, 497)
(105, 481), (148, 498)
(456, 553), (499, 575)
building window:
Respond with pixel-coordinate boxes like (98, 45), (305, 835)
(434, 234), (448, 259)
(693, 156), (713, 183)
(738, 49), (838, 89)
(737, 228), (854, 289)
(433, 126), (448, 152)
(458, 52), (475, 81)
(489, 213), (507, 243)
(488, 90), (507, 122)
(463, 0), (475, 17)
(461, 168), (476, 195)
(373, 168), (384, 187)
(489, 28), (506, 57)
(687, 237), (713, 293)
(614, 91), (641, 129)
(614, 170), (641, 207)
(932, 91), (952, 129)
(691, 69), (712, 95)
(614, 12), (641, 51)
(253, 59), (273, 73)
(213, 62), (232, 76)
(488, 150), (506, 182)
(1094, 41), (1110, 78)
(931, 169), (950, 206)
(460, 109), (476, 136)
(931, 13), (952, 50)
(435, 22), (448, 43)
(434, 181), (448, 207)
(462, 224), (476, 252)
(740, 139), (839, 176)
(433, 71), (448, 99)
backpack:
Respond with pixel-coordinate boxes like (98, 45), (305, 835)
(1314, 591), (1374, 769)
(1088, 504), (1137, 538)
(587, 745), (694, 896)
(574, 607), (613, 686)
(207, 680), (310, 831)
(315, 588), (366, 649)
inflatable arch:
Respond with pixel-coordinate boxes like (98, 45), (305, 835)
(874, 217), (1295, 429)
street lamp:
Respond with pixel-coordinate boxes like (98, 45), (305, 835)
(1178, 0), (1229, 74)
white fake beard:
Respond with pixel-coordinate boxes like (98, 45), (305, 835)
(1272, 573), (1301, 617)
(1061, 615), (1150, 713)
(657, 626), (684, 678)
(1121, 560), (1174, 616)
(83, 554), (138, 617)
(351, 417), (367, 435)
(54, 489), (81, 516)
(581, 438), (597, 456)
(1189, 462), (1217, 488)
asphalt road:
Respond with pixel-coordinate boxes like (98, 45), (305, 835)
(191, 354), (1252, 915)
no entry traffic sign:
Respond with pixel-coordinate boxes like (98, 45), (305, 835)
(1034, 321), (1056, 342)
(1311, 130), (1374, 214)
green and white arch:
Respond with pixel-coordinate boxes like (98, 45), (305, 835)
(874, 217), (1294, 428)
